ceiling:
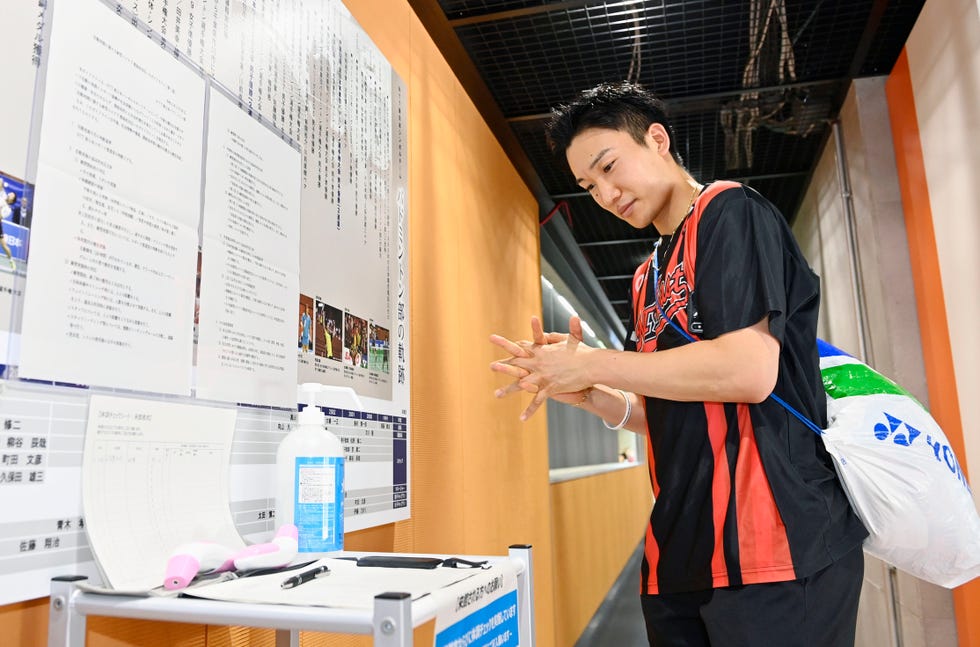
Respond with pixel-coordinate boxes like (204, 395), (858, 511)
(407, 0), (924, 339)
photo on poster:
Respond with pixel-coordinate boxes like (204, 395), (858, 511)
(369, 323), (389, 374)
(0, 173), (31, 225)
(343, 311), (368, 369)
(0, 171), (33, 271)
(0, 0), (410, 607)
(315, 300), (342, 362)
(298, 294), (314, 354)
(0, 170), (33, 370)
(193, 248), (202, 349)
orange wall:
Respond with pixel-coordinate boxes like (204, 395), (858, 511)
(890, 1), (980, 640)
(886, 50), (980, 647)
(0, 0), (664, 643)
(0, 0), (557, 644)
(550, 467), (652, 647)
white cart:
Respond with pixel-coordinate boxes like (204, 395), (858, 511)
(47, 545), (535, 647)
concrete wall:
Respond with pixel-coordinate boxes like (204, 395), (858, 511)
(796, 75), (957, 647)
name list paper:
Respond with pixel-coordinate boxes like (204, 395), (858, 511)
(19, 0), (205, 394)
(195, 89), (301, 408)
(187, 557), (494, 608)
(82, 395), (242, 592)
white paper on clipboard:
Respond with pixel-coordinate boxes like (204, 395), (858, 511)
(82, 394), (243, 591)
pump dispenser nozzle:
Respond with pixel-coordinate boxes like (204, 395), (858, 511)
(297, 382), (327, 427)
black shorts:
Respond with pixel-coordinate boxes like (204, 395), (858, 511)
(641, 545), (864, 647)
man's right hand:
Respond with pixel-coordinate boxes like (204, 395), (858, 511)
(489, 315), (590, 408)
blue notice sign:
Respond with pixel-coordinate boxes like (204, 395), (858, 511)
(435, 590), (519, 647)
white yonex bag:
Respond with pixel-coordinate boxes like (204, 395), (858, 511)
(816, 340), (980, 588)
(654, 213), (980, 587)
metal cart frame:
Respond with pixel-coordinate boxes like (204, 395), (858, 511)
(47, 545), (535, 647)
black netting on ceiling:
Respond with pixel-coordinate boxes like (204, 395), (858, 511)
(743, 174), (811, 219)
(565, 198), (654, 246)
(606, 277), (637, 322)
(584, 239), (657, 276)
(783, 1), (872, 80)
(438, 0), (549, 18)
(438, 0), (925, 317)
(513, 91), (830, 201)
(455, 2), (753, 117)
(451, 1), (920, 119)
(510, 118), (571, 192)
(614, 302), (634, 328)
(859, 1), (926, 76)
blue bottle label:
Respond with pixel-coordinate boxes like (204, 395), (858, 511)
(293, 456), (344, 552)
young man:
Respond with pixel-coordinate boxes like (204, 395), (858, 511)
(489, 82), (867, 646)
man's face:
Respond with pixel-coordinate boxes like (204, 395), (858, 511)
(566, 125), (675, 229)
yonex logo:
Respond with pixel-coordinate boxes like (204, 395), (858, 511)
(873, 412), (920, 446)
(873, 411), (969, 490)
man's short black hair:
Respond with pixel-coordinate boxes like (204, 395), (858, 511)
(544, 81), (683, 166)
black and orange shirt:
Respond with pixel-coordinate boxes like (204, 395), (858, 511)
(631, 182), (867, 595)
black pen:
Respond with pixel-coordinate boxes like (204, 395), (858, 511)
(280, 564), (330, 589)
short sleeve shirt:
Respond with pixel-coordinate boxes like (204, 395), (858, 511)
(631, 183), (867, 594)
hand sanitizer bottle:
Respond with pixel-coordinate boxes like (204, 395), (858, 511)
(276, 383), (345, 554)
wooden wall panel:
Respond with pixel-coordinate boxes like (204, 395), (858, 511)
(206, 627), (276, 647)
(550, 467), (653, 647)
(86, 618), (205, 647)
(0, 0), (625, 643)
(0, 598), (49, 647)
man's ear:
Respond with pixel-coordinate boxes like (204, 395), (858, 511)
(646, 123), (671, 156)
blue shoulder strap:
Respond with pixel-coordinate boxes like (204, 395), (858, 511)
(650, 232), (825, 438)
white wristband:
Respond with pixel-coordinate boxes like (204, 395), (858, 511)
(603, 389), (631, 430)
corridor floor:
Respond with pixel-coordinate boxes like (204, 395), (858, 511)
(574, 542), (647, 646)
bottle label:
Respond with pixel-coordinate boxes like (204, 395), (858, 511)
(293, 456), (344, 552)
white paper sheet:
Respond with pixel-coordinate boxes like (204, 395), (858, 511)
(0, 1), (40, 176)
(195, 88), (301, 408)
(18, 0), (205, 394)
(82, 395), (242, 591)
(187, 557), (508, 609)
(0, 0), (411, 608)
(0, 382), (100, 606)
